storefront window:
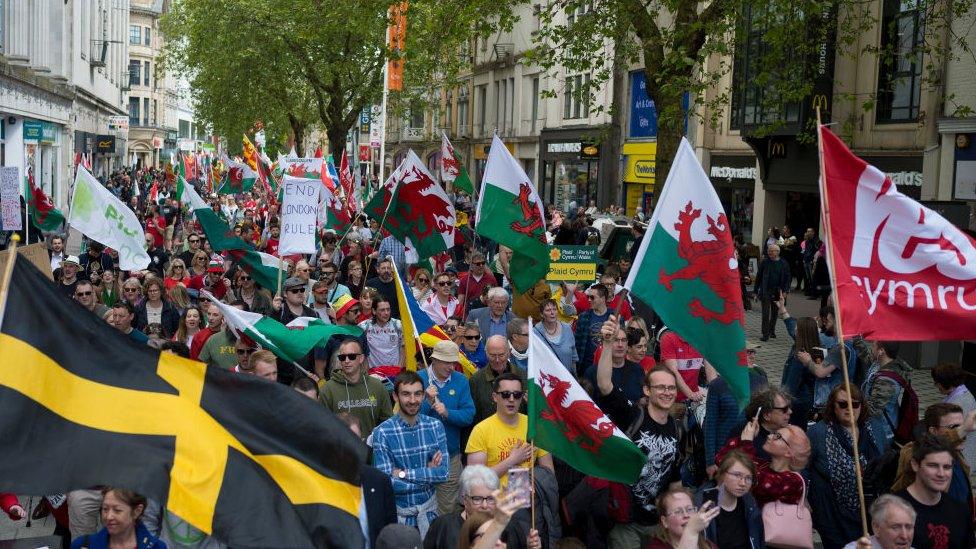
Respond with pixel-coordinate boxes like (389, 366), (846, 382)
(717, 187), (755, 244)
(544, 158), (598, 213)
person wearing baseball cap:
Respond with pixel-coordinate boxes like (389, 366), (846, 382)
(419, 340), (475, 515)
(58, 255), (84, 297)
(188, 258), (231, 300)
(272, 276), (316, 325)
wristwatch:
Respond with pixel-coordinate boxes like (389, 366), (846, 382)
(397, 470), (407, 480)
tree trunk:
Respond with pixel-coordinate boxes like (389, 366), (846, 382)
(288, 114), (306, 157)
(645, 77), (684, 190)
(327, 124), (349, 161)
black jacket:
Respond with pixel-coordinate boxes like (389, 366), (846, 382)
(135, 299), (181, 338)
(360, 464), (397, 548)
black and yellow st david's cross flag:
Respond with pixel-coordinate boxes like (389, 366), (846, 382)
(0, 258), (366, 548)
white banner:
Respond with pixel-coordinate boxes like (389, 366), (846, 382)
(69, 166), (150, 271)
(279, 175), (320, 255)
(0, 167), (22, 231)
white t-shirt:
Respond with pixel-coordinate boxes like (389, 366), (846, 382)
(359, 318), (403, 368)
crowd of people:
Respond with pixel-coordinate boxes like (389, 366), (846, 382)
(3, 164), (975, 549)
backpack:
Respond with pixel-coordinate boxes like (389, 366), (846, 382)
(873, 370), (919, 445)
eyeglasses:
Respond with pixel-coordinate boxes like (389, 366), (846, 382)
(188, 238), (200, 243)
(173, 265), (184, 270)
(337, 353), (361, 362)
(467, 495), (496, 505)
(648, 384), (678, 393)
(517, 332), (529, 337)
(836, 400), (862, 410)
(417, 278), (430, 283)
(287, 288), (306, 294)
(464, 335), (481, 341)
(768, 431), (793, 450)
(321, 271), (336, 277)
(124, 287), (139, 292)
(664, 506), (698, 517)
(472, 261), (486, 266)
(75, 291), (93, 297)
(436, 281), (451, 287)
(495, 390), (525, 400)
(771, 404), (792, 412)
(725, 471), (754, 484)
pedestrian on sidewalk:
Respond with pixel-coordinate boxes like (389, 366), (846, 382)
(754, 244), (791, 341)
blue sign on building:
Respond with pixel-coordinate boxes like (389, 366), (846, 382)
(629, 71), (657, 139)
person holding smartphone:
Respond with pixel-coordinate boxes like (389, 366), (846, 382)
(696, 451), (765, 549)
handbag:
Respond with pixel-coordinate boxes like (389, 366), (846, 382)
(761, 471), (814, 549)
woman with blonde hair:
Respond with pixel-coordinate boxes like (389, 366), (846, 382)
(189, 251), (210, 277)
(167, 284), (191, 314)
(163, 259), (191, 290)
(121, 277), (143, 307)
(411, 267), (433, 302)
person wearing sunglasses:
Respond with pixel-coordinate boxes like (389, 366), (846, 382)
(466, 372), (554, 488)
(456, 253), (498, 314)
(320, 339), (392, 440)
(807, 385), (885, 549)
(271, 276), (317, 325)
(177, 232), (203, 268)
(421, 272), (461, 325)
(704, 362), (775, 475)
(163, 259), (191, 291)
(410, 267), (433, 303)
(73, 280), (109, 319)
(458, 321), (488, 370)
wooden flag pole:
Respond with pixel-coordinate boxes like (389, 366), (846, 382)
(0, 234), (20, 329)
(815, 108), (869, 538)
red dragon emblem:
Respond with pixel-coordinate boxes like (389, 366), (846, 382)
(380, 166), (455, 242)
(539, 371), (615, 453)
(441, 150), (460, 178)
(510, 182), (545, 242)
(659, 201), (745, 329)
(227, 166), (244, 190)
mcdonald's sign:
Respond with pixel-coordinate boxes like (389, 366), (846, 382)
(811, 94), (829, 113)
(768, 140), (786, 158)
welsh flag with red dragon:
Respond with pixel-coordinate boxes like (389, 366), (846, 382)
(364, 150), (456, 263)
(527, 323), (645, 483)
(624, 138), (750, 405)
(26, 166), (65, 232)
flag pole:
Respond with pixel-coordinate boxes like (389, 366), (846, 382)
(363, 175), (400, 277)
(527, 320), (537, 532)
(816, 108), (869, 538)
(0, 234), (20, 329)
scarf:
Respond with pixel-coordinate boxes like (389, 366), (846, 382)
(510, 342), (528, 361)
(825, 422), (870, 515)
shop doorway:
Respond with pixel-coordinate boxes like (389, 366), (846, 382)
(785, 191), (820, 237)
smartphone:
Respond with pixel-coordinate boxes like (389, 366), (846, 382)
(811, 347), (827, 362)
(507, 467), (532, 509)
(702, 487), (719, 506)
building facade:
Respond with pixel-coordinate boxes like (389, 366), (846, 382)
(1, 0), (130, 212)
(126, 0), (172, 168)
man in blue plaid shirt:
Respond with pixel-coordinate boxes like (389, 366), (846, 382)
(371, 370), (450, 537)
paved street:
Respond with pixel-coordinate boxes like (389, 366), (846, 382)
(742, 290), (942, 410)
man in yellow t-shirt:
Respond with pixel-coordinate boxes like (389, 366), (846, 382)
(465, 372), (554, 485)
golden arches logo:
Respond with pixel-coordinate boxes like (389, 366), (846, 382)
(811, 94), (829, 111)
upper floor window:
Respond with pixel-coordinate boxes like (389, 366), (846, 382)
(129, 25), (141, 45)
(876, 0), (923, 122)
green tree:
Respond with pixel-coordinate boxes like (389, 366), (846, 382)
(164, 0), (515, 158)
(529, 0), (974, 182)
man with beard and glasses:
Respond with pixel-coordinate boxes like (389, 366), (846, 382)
(371, 370), (449, 537)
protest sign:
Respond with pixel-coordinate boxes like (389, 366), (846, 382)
(0, 167), (22, 231)
(279, 175), (319, 255)
(545, 246), (598, 282)
(69, 166), (150, 271)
